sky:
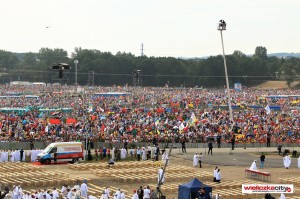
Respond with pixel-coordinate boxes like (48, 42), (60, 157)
(0, 0), (299, 58)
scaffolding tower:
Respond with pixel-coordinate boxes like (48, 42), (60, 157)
(87, 71), (95, 86)
(132, 70), (142, 87)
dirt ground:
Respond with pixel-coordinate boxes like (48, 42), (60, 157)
(28, 147), (299, 199)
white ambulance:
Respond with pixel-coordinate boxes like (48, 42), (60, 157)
(37, 142), (84, 164)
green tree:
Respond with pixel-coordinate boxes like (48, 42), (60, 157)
(254, 46), (267, 59)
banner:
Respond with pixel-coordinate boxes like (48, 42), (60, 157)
(234, 82), (242, 92)
(242, 184), (293, 194)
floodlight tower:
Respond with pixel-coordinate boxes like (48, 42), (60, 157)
(218, 20), (233, 125)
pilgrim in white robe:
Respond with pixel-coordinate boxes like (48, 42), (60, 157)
(120, 148), (126, 159)
(111, 147), (115, 160)
(120, 192), (125, 199)
(80, 182), (88, 198)
(158, 168), (165, 184)
(283, 155), (291, 169)
(131, 192), (138, 199)
(151, 146), (155, 159)
(14, 150), (20, 162)
(0, 151), (7, 162)
(142, 148), (147, 160)
(115, 190), (121, 199)
(17, 186), (23, 199)
(193, 153), (199, 167)
(298, 157), (300, 169)
(12, 186), (19, 199)
(162, 151), (169, 164)
(280, 193), (286, 199)
(249, 160), (258, 170)
(10, 151), (15, 162)
(213, 167), (218, 181)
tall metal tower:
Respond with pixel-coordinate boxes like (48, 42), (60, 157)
(87, 71), (95, 86)
(141, 43), (144, 56)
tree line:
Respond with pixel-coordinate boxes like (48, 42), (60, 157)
(0, 46), (299, 88)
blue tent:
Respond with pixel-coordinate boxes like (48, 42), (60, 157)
(178, 178), (212, 199)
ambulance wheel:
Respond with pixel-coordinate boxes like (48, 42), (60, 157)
(45, 158), (51, 164)
(72, 158), (79, 163)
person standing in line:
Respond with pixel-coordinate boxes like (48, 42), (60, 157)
(260, 153), (266, 169)
(30, 139), (35, 150)
(94, 149), (99, 161)
(131, 190), (138, 199)
(137, 147), (141, 161)
(158, 167), (165, 185)
(137, 186), (143, 199)
(80, 180), (88, 198)
(208, 141), (213, 155)
(143, 186), (150, 199)
(267, 132), (271, 147)
(20, 149), (24, 162)
(199, 153), (204, 168)
(193, 153), (199, 167)
(217, 134), (221, 148)
(181, 138), (187, 153)
(231, 135), (235, 150)
(283, 154), (291, 169)
(52, 188), (59, 199)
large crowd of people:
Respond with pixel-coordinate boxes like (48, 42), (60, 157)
(0, 83), (299, 148)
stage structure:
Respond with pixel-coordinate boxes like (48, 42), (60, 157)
(132, 70), (142, 87)
(52, 63), (71, 84)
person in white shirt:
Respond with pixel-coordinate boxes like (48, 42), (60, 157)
(131, 190), (138, 199)
(88, 195), (97, 199)
(104, 187), (110, 198)
(215, 169), (222, 183)
(158, 167), (165, 185)
(67, 189), (72, 199)
(213, 166), (218, 182)
(280, 193), (286, 199)
(120, 192), (125, 199)
(143, 186), (150, 199)
(17, 185), (23, 199)
(283, 154), (291, 169)
(44, 191), (51, 199)
(61, 185), (68, 198)
(115, 189), (121, 199)
(249, 160), (257, 170)
(100, 191), (108, 199)
(80, 180), (88, 198)
(37, 190), (43, 199)
(52, 188), (59, 199)
(193, 153), (199, 167)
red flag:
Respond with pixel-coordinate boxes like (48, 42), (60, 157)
(49, 119), (61, 124)
(66, 118), (77, 124)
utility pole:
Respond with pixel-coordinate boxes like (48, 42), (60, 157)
(156, 127), (178, 199)
(218, 20), (233, 127)
(74, 60), (78, 86)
